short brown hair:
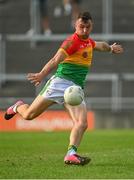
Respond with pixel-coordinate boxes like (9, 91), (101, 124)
(78, 12), (92, 23)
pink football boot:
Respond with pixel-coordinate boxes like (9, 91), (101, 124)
(64, 154), (91, 165)
(4, 100), (24, 120)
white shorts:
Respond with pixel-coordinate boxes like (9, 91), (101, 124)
(39, 76), (85, 105)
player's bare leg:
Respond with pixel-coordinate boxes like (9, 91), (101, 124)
(65, 102), (87, 146)
(5, 95), (55, 120)
(64, 102), (91, 165)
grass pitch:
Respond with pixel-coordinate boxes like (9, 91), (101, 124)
(0, 130), (134, 179)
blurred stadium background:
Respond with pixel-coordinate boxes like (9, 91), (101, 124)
(0, 0), (134, 130)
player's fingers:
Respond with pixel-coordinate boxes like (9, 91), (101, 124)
(35, 82), (40, 86)
(116, 45), (123, 51)
(27, 73), (34, 78)
(27, 73), (38, 79)
(114, 48), (123, 54)
(28, 79), (38, 83)
(27, 75), (39, 81)
(112, 42), (117, 46)
(27, 76), (34, 80)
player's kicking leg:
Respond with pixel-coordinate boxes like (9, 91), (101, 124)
(64, 102), (91, 165)
(4, 95), (55, 120)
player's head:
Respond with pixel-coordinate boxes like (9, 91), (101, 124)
(75, 12), (93, 39)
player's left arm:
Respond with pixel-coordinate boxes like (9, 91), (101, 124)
(94, 41), (124, 54)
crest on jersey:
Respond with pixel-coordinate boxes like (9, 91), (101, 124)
(82, 51), (88, 58)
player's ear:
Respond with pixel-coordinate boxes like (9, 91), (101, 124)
(88, 21), (93, 32)
(74, 20), (78, 29)
(75, 19), (78, 29)
(90, 22), (93, 31)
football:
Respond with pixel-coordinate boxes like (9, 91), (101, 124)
(64, 85), (84, 106)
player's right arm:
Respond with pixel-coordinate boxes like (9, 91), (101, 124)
(27, 48), (67, 86)
(27, 36), (76, 86)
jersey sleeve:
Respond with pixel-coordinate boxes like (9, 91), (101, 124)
(89, 38), (96, 48)
(60, 38), (77, 56)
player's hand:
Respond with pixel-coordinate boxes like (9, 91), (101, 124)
(110, 43), (124, 54)
(27, 72), (44, 86)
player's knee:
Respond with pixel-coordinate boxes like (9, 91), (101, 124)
(78, 120), (88, 131)
(22, 112), (35, 120)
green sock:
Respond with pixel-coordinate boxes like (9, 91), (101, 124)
(67, 145), (77, 155)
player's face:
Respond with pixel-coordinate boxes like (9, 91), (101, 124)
(75, 18), (93, 39)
